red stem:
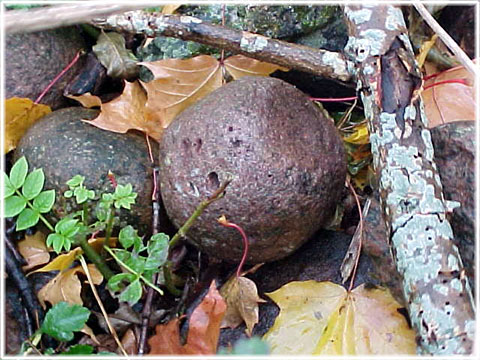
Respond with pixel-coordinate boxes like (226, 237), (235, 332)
(424, 78), (469, 90)
(107, 171), (117, 189)
(310, 96), (358, 102)
(218, 216), (249, 278)
(34, 50), (82, 104)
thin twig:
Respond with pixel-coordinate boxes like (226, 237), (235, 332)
(35, 51), (82, 104)
(413, 2), (477, 77)
(168, 179), (232, 249)
(138, 165), (161, 355)
(79, 255), (128, 357)
(346, 178), (364, 292)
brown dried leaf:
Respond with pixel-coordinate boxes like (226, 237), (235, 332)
(93, 32), (139, 80)
(220, 275), (266, 336)
(17, 231), (50, 271)
(161, 4), (182, 14)
(121, 328), (137, 355)
(224, 55), (288, 80)
(5, 97), (51, 154)
(140, 55), (223, 128)
(84, 81), (164, 141)
(422, 61), (476, 128)
(30, 237), (117, 274)
(148, 280), (226, 355)
(38, 264), (103, 308)
(66, 93), (102, 108)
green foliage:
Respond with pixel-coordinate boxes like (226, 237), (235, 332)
(3, 156), (55, 230)
(41, 302), (90, 342)
(46, 218), (81, 253)
(107, 228), (169, 305)
(60, 344), (94, 355)
(218, 337), (270, 355)
(64, 175), (95, 204)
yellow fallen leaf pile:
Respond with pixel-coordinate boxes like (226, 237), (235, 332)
(5, 98), (51, 154)
(220, 275), (266, 336)
(70, 55), (287, 142)
(263, 281), (416, 355)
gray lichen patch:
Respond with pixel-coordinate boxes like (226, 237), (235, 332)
(239, 33), (269, 52)
(385, 6), (405, 31)
(346, 8), (372, 24)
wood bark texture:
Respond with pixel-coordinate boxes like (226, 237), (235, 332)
(91, 11), (352, 82)
(3, 4), (148, 34)
(343, 5), (475, 355)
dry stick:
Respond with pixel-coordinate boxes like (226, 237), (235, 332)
(138, 164), (160, 356)
(91, 12), (353, 82)
(4, 3), (152, 34)
(168, 179), (232, 249)
(413, 2), (478, 77)
(344, 4), (474, 354)
(79, 255), (128, 357)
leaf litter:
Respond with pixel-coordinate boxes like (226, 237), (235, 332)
(263, 281), (416, 355)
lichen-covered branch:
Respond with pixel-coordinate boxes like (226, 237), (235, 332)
(91, 11), (353, 81)
(343, 5), (475, 355)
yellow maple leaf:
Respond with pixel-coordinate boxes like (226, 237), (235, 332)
(38, 264), (103, 308)
(220, 275), (266, 336)
(263, 281), (416, 355)
(5, 97), (51, 154)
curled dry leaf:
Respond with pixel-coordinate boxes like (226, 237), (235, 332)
(223, 55), (288, 80)
(121, 328), (137, 355)
(161, 4), (182, 14)
(263, 281), (416, 355)
(422, 61), (476, 128)
(38, 264), (103, 308)
(140, 55), (223, 129)
(83, 81), (164, 141)
(93, 32), (139, 80)
(65, 93), (102, 108)
(5, 97), (51, 154)
(148, 280), (226, 355)
(17, 231), (50, 271)
(140, 54), (287, 129)
(220, 275), (266, 336)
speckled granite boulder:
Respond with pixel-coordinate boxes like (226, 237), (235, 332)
(14, 108), (155, 234)
(431, 121), (475, 285)
(159, 76), (346, 263)
(6, 27), (86, 110)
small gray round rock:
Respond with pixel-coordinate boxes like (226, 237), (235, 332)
(15, 107), (155, 234)
(160, 76), (346, 263)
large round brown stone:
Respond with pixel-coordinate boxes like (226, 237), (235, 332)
(6, 27), (85, 110)
(15, 107), (155, 234)
(159, 76), (346, 263)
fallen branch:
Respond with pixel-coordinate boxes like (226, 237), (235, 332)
(3, 3), (150, 34)
(343, 4), (474, 355)
(91, 11), (353, 82)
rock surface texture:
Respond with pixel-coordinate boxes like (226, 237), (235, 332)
(160, 76), (346, 263)
(5, 27), (86, 110)
(15, 107), (155, 234)
(431, 121), (475, 286)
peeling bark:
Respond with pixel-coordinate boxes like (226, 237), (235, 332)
(343, 5), (475, 355)
(91, 11), (353, 81)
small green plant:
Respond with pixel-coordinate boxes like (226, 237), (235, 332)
(217, 337), (270, 355)
(21, 302), (90, 355)
(4, 156), (55, 231)
(105, 226), (169, 304)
